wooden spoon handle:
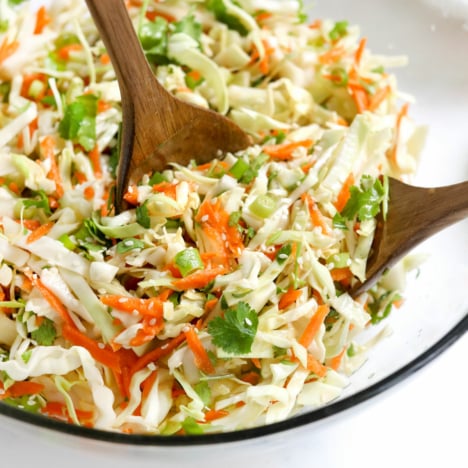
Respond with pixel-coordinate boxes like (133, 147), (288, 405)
(85, 0), (161, 101)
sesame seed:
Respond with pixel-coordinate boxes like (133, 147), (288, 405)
(149, 318), (157, 326)
(148, 363), (157, 371)
(221, 233), (227, 241)
(245, 318), (252, 326)
(118, 297), (128, 303)
(201, 215), (209, 222)
(182, 325), (190, 333)
(161, 344), (169, 350)
(278, 253), (288, 260)
(98, 342), (105, 349)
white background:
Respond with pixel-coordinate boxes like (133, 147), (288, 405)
(0, 0), (467, 466)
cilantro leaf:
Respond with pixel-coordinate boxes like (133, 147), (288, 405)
(59, 94), (98, 151)
(173, 13), (202, 43)
(207, 0), (249, 36)
(335, 176), (386, 226)
(194, 380), (211, 406)
(31, 317), (57, 346)
(207, 302), (258, 355)
(139, 17), (170, 65)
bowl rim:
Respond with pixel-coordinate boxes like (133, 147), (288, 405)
(0, 313), (466, 446)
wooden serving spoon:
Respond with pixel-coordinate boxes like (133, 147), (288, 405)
(351, 178), (468, 296)
(84, 0), (251, 210)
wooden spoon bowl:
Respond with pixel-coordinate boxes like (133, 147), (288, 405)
(85, 0), (251, 210)
(352, 178), (468, 295)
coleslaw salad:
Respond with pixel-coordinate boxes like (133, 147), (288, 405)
(0, 0), (425, 435)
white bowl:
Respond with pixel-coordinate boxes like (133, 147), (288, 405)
(0, 0), (466, 462)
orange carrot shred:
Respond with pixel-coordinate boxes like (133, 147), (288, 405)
(278, 288), (302, 310)
(88, 145), (102, 178)
(25, 271), (76, 328)
(172, 265), (228, 291)
(131, 333), (187, 376)
(57, 43), (82, 60)
(34, 6), (51, 35)
(369, 85), (391, 112)
(301, 193), (330, 234)
(62, 323), (121, 372)
(0, 37), (19, 64)
(40, 136), (64, 197)
(203, 409), (229, 422)
(334, 173), (355, 212)
(354, 37), (367, 68)
(327, 347), (346, 371)
(263, 140), (314, 161)
(299, 304), (330, 348)
(184, 326), (215, 375)
(0, 381), (44, 399)
(26, 221), (54, 244)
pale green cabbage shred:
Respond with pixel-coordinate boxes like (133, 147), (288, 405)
(0, 0), (426, 434)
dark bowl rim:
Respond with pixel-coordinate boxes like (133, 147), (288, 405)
(0, 313), (466, 446)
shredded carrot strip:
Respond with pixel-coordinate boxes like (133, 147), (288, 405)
(97, 99), (112, 113)
(20, 74), (47, 101)
(204, 297), (218, 313)
(369, 85), (391, 112)
(19, 219), (41, 231)
(354, 37), (367, 68)
(123, 185), (139, 205)
(40, 136), (64, 197)
(330, 267), (353, 282)
(334, 173), (355, 212)
(278, 288), (302, 310)
(131, 333), (187, 375)
(0, 380), (44, 399)
(100, 295), (165, 318)
(305, 354), (328, 377)
(88, 145), (102, 178)
(301, 193), (330, 234)
(57, 43), (82, 60)
(348, 83), (369, 113)
(309, 19), (322, 29)
(184, 326), (215, 375)
(141, 370), (158, 402)
(25, 271), (76, 328)
(62, 323), (120, 372)
(83, 186), (94, 200)
(145, 10), (176, 22)
(250, 39), (275, 75)
(203, 409), (229, 422)
(299, 304), (330, 348)
(255, 11), (272, 24)
(0, 37), (19, 64)
(100, 53), (110, 65)
(240, 371), (260, 385)
(34, 6), (51, 34)
(195, 197), (244, 263)
(152, 181), (178, 199)
(389, 103), (410, 166)
(172, 265), (228, 290)
(328, 347), (346, 371)
(263, 139), (314, 160)
(26, 221), (54, 244)
(318, 45), (345, 65)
